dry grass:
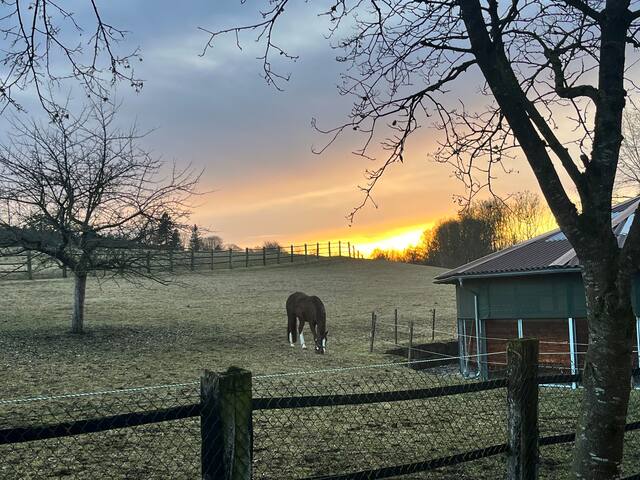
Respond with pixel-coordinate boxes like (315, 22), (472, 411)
(2, 259), (639, 479)
(0, 258), (455, 398)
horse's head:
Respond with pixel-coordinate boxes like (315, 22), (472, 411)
(314, 330), (328, 354)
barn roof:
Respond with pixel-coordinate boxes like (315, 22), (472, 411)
(434, 196), (640, 284)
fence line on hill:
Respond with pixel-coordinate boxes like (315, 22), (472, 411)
(0, 240), (363, 280)
(2, 342), (640, 479)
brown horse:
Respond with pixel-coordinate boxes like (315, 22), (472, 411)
(286, 292), (328, 354)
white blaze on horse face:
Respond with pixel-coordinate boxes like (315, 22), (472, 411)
(299, 332), (306, 349)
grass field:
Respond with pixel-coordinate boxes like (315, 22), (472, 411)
(0, 258), (455, 398)
(2, 258), (639, 479)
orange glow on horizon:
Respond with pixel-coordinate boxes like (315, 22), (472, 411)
(350, 223), (433, 258)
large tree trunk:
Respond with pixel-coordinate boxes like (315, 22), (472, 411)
(573, 259), (636, 479)
(71, 272), (87, 334)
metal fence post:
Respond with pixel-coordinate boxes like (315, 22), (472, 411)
(369, 312), (377, 353)
(506, 338), (539, 480)
(201, 368), (252, 480)
(408, 321), (414, 364)
(432, 308), (436, 342)
(394, 308), (398, 345)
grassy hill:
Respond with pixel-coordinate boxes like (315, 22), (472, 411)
(0, 258), (455, 397)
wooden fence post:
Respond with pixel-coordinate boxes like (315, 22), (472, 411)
(328, 241), (331, 258)
(394, 308), (398, 345)
(277, 247), (280, 264)
(316, 242), (320, 259)
(408, 321), (414, 364)
(26, 251), (33, 280)
(201, 367), (252, 480)
(369, 312), (377, 353)
(228, 248), (233, 270)
(304, 244), (308, 262)
(262, 247), (266, 266)
(506, 338), (539, 480)
(290, 244), (294, 262)
(338, 240), (342, 257)
(245, 248), (249, 268)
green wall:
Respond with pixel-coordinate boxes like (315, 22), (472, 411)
(455, 273), (640, 320)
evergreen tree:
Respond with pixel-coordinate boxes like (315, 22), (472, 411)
(170, 229), (182, 250)
(155, 213), (174, 248)
(189, 224), (201, 252)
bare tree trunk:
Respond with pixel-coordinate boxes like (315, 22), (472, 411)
(573, 260), (635, 479)
(71, 272), (87, 334)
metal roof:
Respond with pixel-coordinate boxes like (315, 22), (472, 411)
(434, 197), (640, 284)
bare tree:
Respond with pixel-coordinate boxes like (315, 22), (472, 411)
(618, 108), (640, 196)
(0, 1), (141, 116)
(0, 103), (200, 333)
(210, 1), (640, 476)
(506, 191), (556, 241)
(202, 235), (225, 251)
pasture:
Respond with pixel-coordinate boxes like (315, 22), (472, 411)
(2, 258), (640, 479)
(0, 258), (455, 398)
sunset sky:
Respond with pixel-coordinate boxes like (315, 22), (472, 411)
(16, 1), (546, 254)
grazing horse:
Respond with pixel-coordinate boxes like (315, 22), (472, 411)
(286, 292), (328, 354)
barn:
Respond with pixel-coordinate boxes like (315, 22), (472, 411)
(434, 197), (640, 380)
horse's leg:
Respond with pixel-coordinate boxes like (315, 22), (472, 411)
(287, 312), (297, 347)
(298, 319), (307, 349)
(310, 321), (318, 348)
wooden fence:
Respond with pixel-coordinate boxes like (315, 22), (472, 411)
(0, 240), (363, 280)
(3, 340), (638, 479)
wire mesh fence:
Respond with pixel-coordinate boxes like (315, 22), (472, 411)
(2, 359), (640, 479)
(0, 382), (201, 479)
(253, 364), (509, 479)
(0, 240), (362, 280)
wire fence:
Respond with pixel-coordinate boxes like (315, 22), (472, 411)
(0, 240), (362, 280)
(3, 355), (640, 479)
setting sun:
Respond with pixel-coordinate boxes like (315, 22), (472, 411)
(352, 224), (433, 258)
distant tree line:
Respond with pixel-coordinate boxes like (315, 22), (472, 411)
(372, 192), (555, 268)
